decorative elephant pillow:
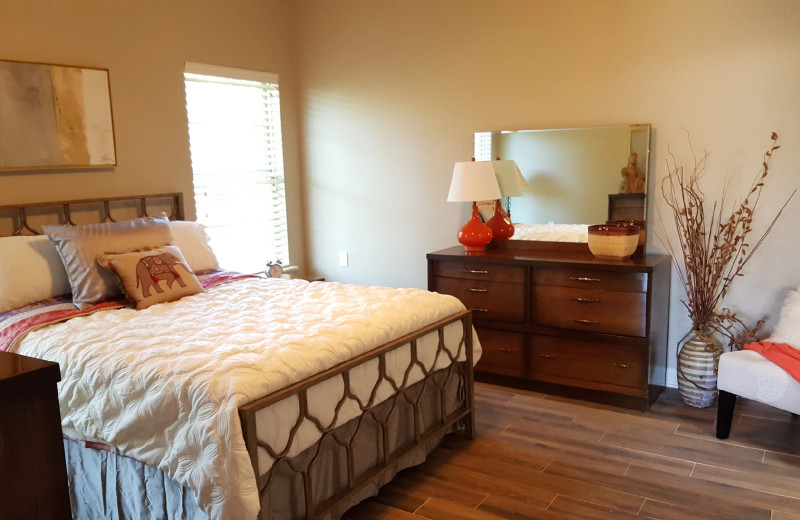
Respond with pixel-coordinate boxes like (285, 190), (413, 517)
(98, 245), (203, 310)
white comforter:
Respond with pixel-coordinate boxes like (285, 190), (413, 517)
(512, 222), (589, 242)
(11, 277), (472, 520)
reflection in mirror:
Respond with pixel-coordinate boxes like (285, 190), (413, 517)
(474, 124), (650, 243)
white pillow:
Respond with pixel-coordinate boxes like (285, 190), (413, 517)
(770, 288), (800, 349)
(0, 235), (72, 312)
(168, 221), (219, 273)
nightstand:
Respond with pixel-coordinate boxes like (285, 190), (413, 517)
(0, 351), (71, 519)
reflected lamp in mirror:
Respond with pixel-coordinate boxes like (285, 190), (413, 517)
(473, 124), (650, 235)
(447, 160), (501, 252)
(486, 159), (524, 241)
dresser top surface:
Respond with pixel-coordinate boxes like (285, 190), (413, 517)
(0, 351), (61, 387)
(427, 245), (670, 271)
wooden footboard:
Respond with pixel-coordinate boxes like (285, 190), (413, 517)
(238, 309), (475, 520)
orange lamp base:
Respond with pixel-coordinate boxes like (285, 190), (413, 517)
(485, 199), (515, 240)
(457, 202), (493, 252)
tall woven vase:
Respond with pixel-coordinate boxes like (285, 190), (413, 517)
(677, 331), (720, 408)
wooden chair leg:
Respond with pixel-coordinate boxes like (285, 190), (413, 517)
(716, 390), (737, 439)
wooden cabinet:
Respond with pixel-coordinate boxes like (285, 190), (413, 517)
(0, 351), (71, 520)
(430, 262), (526, 323)
(531, 268), (648, 337)
(528, 334), (648, 391)
(608, 193), (646, 221)
(428, 244), (671, 410)
(473, 328), (527, 378)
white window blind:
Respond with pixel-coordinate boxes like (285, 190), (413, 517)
(184, 64), (288, 274)
(473, 132), (493, 161)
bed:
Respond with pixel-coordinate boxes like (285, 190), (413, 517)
(0, 193), (479, 520)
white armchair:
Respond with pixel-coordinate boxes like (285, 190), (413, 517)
(716, 288), (800, 439)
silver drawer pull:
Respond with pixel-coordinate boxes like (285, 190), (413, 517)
(614, 362), (633, 369)
(468, 307), (489, 313)
(462, 268), (489, 275)
(570, 319), (600, 325)
(570, 297), (600, 303)
(570, 276), (601, 282)
(498, 347), (516, 354)
(538, 353), (556, 360)
(464, 287), (488, 293)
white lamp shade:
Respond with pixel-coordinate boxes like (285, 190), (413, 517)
(447, 161), (502, 202)
(492, 160), (525, 196)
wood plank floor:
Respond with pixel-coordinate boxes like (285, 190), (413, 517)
(344, 383), (800, 519)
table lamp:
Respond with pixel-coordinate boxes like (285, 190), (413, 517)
(486, 159), (525, 240)
(447, 160), (501, 252)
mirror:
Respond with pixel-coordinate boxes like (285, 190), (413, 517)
(474, 124), (650, 242)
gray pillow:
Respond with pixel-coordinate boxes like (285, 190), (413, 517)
(44, 216), (173, 309)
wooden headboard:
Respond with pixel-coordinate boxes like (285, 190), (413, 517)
(0, 193), (184, 237)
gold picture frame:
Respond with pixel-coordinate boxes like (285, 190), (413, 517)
(0, 59), (117, 171)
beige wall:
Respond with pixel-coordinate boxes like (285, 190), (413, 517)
(0, 0), (307, 268)
(294, 0), (800, 385)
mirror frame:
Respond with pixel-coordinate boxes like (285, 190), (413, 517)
(474, 123), (651, 254)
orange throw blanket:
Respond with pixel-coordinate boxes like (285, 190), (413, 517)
(744, 341), (800, 383)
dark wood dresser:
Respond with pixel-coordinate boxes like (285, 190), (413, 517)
(0, 351), (71, 519)
(427, 243), (671, 410)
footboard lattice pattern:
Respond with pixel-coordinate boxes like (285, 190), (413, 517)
(238, 310), (475, 520)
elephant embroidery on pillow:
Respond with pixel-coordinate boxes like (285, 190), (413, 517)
(137, 252), (189, 298)
(98, 244), (204, 310)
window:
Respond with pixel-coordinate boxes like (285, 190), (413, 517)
(473, 132), (493, 161)
(184, 63), (288, 274)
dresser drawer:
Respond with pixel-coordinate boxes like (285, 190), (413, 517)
(433, 276), (525, 323)
(475, 327), (526, 376)
(431, 261), (526, 283)
(529, 335), (647, 389)
(531, 285), (646, 336)
(532, 267), (646, 293)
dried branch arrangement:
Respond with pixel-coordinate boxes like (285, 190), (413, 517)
(660, 132), (796, 352)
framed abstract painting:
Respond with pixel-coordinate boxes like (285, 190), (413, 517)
(0, 59), (117, 171)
